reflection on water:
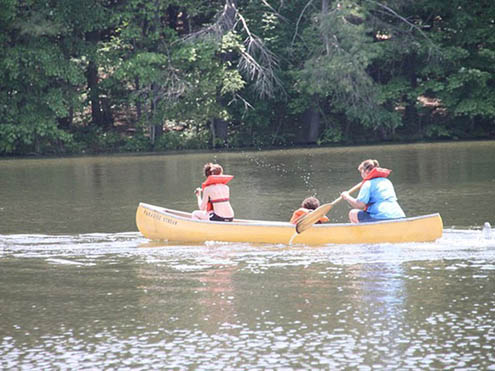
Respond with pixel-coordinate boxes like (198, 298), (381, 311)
(1, 230), (495, 369)
(1, 141), (495, 369)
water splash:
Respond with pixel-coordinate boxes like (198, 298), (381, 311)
(2, 228), (494, 266)
(288, 231), (298, 245)
(482, 222), (491, 240)
(245, 152), (318, 195)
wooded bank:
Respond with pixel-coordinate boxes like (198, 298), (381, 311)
(1, 0), (494, 155)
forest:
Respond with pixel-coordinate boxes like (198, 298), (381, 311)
(1, 0), (494, 155)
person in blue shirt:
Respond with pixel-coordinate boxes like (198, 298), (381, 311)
(341, 159), (405, 223)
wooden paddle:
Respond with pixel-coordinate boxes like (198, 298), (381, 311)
(295, 182), (363, 234)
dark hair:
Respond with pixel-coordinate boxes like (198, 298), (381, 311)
(302, 196), (320, 210)
(358, 159), (379, 173)
(204, 163), (223, 177)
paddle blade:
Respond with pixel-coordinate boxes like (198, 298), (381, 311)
(295, 203), (333, 234)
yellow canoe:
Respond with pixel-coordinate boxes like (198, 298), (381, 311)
(136, 203), (443, 245)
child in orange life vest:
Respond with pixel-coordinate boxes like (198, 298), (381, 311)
(192, 163), (235, 222)
(290, 196), (329, 224)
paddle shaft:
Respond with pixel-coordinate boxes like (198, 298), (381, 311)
(329, 181), (363, 208)
(295, 181), (363, 234)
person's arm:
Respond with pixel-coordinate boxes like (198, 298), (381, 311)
(341, 191), (367, 210)
(195, 188), (204, 209)
(341, 182), (369, 210)
(197, 187), (210, 211)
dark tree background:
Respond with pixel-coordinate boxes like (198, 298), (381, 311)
(1, 0), (494, 155)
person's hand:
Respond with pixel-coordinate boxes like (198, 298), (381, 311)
(340, 191), (350, 201)
(194, 188), (202, 196)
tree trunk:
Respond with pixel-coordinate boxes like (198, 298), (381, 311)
(322, 0), (330, 56)
(101, 97), (113, 129)
(86, 60), (103, 126)
(225, 0), (237, 27)
(135, 77), (142, 121)
(212, 118), (228, 147)
(58, 104), (73, 130)
(210, 120), (216, 148)
(304, 108), (321, 144)
(344, 119), (351, 142)
(85, 30), (104, 127)
(167, 5), (179, 31)
(404, 52), (420, 138)
(149, 83), (162, 146)
(295, 107), (321, 144)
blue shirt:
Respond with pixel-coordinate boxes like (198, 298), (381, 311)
(357, 178), (405, 219)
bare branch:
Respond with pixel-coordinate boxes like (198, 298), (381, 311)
(228, 93), (254, 110)
(368, 1), (428, 37)
(186, 1), (283, 99)
(366, 0), (440, 54)
(291, 0), (314, 48)
(236, 11), (282, 97)
(260, 0), (287, 22)
(137, 59), (190, 106)
(183, 0), (237, 42)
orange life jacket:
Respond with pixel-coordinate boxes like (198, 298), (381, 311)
(202, 175), (234, 189)
(362, 167), (391, 183)
(290, 208), (329, 224)
(201, 175), (234, 212)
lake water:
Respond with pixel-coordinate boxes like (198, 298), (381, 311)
(1, 141), (495, 369)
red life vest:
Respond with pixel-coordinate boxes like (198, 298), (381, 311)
(361, 167), (391, 211)
(362, 167), (391, 183)
(201, 175), (234, 189)
(201, 175), (234, 211)
(290, 208), (329, 224)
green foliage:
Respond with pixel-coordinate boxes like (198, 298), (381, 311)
(1, 0), (495, 155)
(123, 131), (152, 152)
(154, 129), (210, 151)
(155, 131), (183, 150)
(292, 0), (403, 138)
(424, 123), (454, 139)
(72, 126), (125, 153)
(318, 126), (344, 144)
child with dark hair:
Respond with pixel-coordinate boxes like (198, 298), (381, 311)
(290, 196), (329, 224)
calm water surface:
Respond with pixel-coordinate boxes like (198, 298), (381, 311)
(1, 141), (495, 369)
